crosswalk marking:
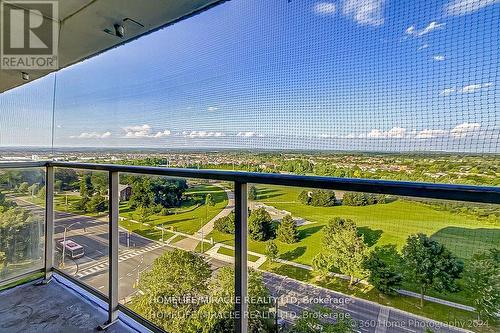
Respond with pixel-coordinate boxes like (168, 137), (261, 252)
(75, 243), (165, 278)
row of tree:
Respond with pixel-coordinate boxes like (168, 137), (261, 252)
(299, 190), (387, 207)
(214, 208), (300, 244)
(310, 217), (499, 321)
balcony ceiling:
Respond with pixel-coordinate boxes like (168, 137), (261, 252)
(0, 0), (222, 93)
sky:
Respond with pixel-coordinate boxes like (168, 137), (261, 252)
(0, 0), (499, 153)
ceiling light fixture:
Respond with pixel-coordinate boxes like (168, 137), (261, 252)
(103, 17), (144, 39)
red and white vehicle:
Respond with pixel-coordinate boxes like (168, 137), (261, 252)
(56, 239), (85, 259)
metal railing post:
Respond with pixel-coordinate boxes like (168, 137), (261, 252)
(99, 171), (119, 330)
(42, 165), (54, 283)
(234, 181), (248, 333)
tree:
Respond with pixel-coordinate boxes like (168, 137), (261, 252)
(134, 206), (152, 224)
(17, 182), (29, 194)
(54, 180), (63, 193)
(0, 207), (42, 270)
(86, 193), (108, 213)
(277, 214), (299, 244)
(248, 185), (258, 200)
(342, 192), (387, 206)
(321, 217), (368, 286)
(363, 246), (402, 295)
(37, 186), (46, 200)
(195, 267), (274, 332)
(131, 251), (273, 333)
(266, 241), (279, 262)
(464, 249), (500, 321)
(287, 307), (355, 333)
(248, 207), (274, 241)
(152, 178), (188, 208)
(402, 233), (464, 307)
(55, 169), (78, 190)
(310, 190), (337, 207)
(130, 250), (212, 333)
(79, 174), (94, 197)
(205, 193), (215, 207)
(130, 178), (187, 209)
(298, 190), (311, 205)
(299, 190), (336, 207)
(312, 253), (331, 279)
(214, 212), (235, 234)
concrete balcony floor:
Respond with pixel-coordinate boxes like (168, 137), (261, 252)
(0, 276), (139, 333)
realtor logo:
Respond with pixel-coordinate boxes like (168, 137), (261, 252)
(1, 0), (58, 69)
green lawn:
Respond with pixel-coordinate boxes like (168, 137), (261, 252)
(249, 185), (500, 263)
(207, 184), (500, 311)
(119, 184), (228, 235)
(217, 246), (260, 262)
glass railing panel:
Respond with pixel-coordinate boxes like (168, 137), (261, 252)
(0, 167), (45, 282)
(243, 184), (499, 333)
(53, 168), (109, 296)
(118, 174), (242, 332)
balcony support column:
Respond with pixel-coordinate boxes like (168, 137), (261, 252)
(98, 171), (119, 330)
(41, 166), (54, 283)
(234, 181), (248, 333)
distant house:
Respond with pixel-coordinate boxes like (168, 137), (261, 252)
(118, 184), (132, 201)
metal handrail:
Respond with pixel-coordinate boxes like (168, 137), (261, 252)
(0, 160), (499, 333)
(1, 161), (497, 204)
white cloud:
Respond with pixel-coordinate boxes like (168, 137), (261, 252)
(207, 106), (219, 112)
(343, 0), (386, 26)
(433, 55), (445, 61)
(450, 122), (481, 138)
(440, 82), (493, 96)
(237, 131), (256, 137)
(405, 21), (445, 37)
(440, 88), (456, 96)
(153, 130), (171, 138)
(123, 124), (171, 138)
(445, 0), (498, 16)
(418, 44), (429, 50)
(314, 2), (337, 14)
(124, 124), (152, 138)
(461, 82), (493, 93)
(183, 131), (225, 138)
(71, 131), (111, 139)
(415, 129), (448, 139)
(366, 127), (407, 138)
(405, 26), (416, 35)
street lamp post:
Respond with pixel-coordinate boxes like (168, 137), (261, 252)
(60, 221), (82, 268)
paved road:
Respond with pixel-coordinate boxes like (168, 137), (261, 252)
(13, 196), (471, 333)
(264, 273), (469, 333)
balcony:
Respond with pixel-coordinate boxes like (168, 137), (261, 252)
(0, 0), (499, 332)
(0, 161), (497, 333)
